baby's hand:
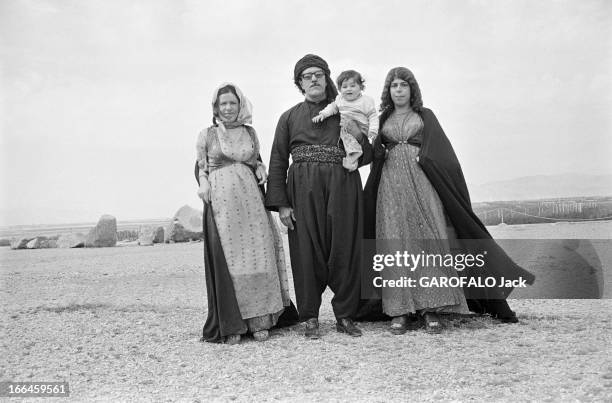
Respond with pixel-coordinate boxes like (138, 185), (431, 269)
(312, 114), (324, 123)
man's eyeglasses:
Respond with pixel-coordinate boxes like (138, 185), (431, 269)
(300, 71), (325, 81)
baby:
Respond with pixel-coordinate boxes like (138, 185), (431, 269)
(312, 70), (379, 171)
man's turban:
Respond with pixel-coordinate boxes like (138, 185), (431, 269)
(294, 54), (331, 83)
(293, 54), (338, 101)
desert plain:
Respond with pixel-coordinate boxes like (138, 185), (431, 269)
(1, 221), (611, 401)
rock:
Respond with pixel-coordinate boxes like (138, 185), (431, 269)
(57, 233), (86, 248)
(138, 226), (165, 246)
(26, 237), (49, 249)
(10, 237), (33, 250)
(0, 239), (11, 247)
(85, 214), (118, 247)
(152, 226), (164, 243)
(165, 205), (203, 243)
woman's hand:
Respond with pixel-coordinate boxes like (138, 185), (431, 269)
(197, 178), (211, 203)
(279, 206), (296, 231)
(341, 116), (363, 140)
(255, 163), (268, 185)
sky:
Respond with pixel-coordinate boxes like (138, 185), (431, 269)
(1, 0), (611, 226)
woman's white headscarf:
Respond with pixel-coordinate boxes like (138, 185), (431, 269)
(211, 82), (253, 134)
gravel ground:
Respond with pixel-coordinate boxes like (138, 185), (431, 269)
(1, 226), (612, 402)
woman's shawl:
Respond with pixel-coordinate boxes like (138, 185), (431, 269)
(211, 82), (253, 133)
(361, 108), (535, 314)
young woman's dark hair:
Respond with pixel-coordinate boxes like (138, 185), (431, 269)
(378, 67), (424, 130)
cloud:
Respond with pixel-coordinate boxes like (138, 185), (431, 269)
(1, 0), (611, 225)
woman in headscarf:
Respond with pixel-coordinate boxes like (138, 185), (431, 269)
(362, 67), (534, 334)
(196, 83), (297, 344)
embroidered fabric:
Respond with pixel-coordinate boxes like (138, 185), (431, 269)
(291, 144), (345, 164)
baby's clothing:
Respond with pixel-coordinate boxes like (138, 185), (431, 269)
(318, 94), (379, 171)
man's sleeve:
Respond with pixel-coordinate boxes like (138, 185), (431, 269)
(264, 112), (291, 211)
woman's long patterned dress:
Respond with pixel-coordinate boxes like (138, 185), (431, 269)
(376, 111), (468, 316)
(197, 125), (291, 331)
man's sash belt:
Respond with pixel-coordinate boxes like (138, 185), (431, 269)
(291, 145), (344, 164)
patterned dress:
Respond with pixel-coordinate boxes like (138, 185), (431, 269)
(197, 125), (291, 331)
(376, 110), (468, 316)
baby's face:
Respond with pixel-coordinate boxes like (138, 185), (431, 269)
(340, 78), (362, 102)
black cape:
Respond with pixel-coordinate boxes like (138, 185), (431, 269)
(358, 108), (535, 320)
(194, 159), (299, 342)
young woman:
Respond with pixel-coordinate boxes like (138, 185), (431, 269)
(363, 67), (534, 334)
(196, 83), (297, 344)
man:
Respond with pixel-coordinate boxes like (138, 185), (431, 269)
(265, 54), (372, 339)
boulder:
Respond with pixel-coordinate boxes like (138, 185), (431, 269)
(26, 237), (49, 249)
(10, 237), (33, 250)
(152, 226), (165, 243)
(165, 205), (203, 243)
(57, 233), (86, 248)
(85, 215), (117, 247)
(138, 226), (165, 246)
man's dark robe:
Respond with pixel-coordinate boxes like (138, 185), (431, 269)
(359, 108), (535, 320)
(194, 160), (298, 343)
(265, 100), (373, 321)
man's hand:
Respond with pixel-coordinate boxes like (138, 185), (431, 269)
(373, 135), (388, 160)
(197, 179), (211, 203)
(255, 163), (268, 185)
(279, 206), (296, 230)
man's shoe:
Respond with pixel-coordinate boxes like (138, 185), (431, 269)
(304, 318), (320, 339)
(336, 318), (362, 337)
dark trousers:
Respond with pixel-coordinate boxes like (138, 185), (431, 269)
(287, 162), (363, 321)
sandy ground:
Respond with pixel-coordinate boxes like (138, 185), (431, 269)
(1, 222), (612, 401)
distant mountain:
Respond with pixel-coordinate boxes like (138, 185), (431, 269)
(469, 174), (612, 202)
